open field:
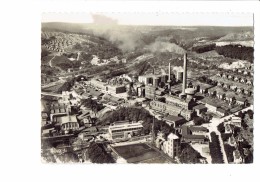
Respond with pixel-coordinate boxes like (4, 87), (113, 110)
(113, 143), (170, 163)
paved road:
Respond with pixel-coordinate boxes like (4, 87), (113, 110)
(202, 105), (253, 164)
(41, 92), (62, 97)
(49, 55), (56, 67)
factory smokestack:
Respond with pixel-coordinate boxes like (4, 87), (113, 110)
(168, 62), (171, 83)
(182, 53), (187, 94)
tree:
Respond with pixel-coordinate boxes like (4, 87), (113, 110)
(209, 132), (224, 163)
(247, 109), (254, 119)
(88, 142), (115, 163)
(193, 116), (204, 125)
(179, 143), (204, 163)
(217, 123), (225, 133)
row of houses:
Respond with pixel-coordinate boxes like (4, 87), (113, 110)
(216, 72), (253, 85)
(216, 82), (252, 96)
(222, 120), (250, 164)
(207, 87), (249, 106)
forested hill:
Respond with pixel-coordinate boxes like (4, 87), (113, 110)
(215, 45), (254, 63)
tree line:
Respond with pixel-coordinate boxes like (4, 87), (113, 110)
(88, 142), (115, 163)
(98, 107), (174, 136)
(192, 43), (216, 53)
(209, 132), (224, 163)
(215, 45), (254, 62)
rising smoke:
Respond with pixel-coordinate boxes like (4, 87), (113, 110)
(89, 14), (186, 54)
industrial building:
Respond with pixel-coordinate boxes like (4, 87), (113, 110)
(108, 121), (143, 140)
(164, 115), (187, 127)
(89, 79), (126, 94)
(56, 115), (79, 133)
(155, 132), (181, 159)
(150, 100), (193, 120)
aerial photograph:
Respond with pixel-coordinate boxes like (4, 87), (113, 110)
(41, 13), (254, 164)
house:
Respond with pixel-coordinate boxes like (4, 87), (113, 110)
(228, 135), (237, 147)
(230, 85), (237, 92)
(237, 134), (244, 142)
(234, 76), (240, 82)
(162, 133), (181, 158)
(228, 75), (234, 80)
(217, 82), (224, 87)
(246, 79), (253, 86)
(222, 73), (227, 79)
(216, 72), (222, 77)
(164, 115), (186, 128)
(223, 83), (230, 90)
(155, 132), (166, 150)
(231, 116), (242, 127)
(216, 92), (225, 100)
(244, 90), (251, 96)
(236, 97), (248, 106)
(243, 70), (249, 76)
(205, 101), (219, 113)
(225, 92), (236, 103)
(233, 150), (243, 164)
(225, 124), (232, 134)
(193, 104), (207, 116)
(208, 87), (217, 96)
(216, 107), (228, 117)
(240, 77), (247, 84)
(236, 87), (244, 94)
(237, 69), (243, 74)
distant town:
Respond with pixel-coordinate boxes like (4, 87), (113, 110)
(41, 22), (254, 164)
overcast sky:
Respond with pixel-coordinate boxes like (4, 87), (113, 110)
(42, 12), (253, 26)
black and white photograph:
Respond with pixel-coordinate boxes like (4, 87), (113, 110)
(40, 12), (254, 164)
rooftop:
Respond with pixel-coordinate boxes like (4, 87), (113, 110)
(192, 81), (213, 90)
(57, 115), (77, 125)
(217, 107), (228, 113)
(182, 135), (206, 140)
(164, 115), (184, 122)
(193, 104), (207, 110)
(167, 133), (179, 140)
(189, 126), (208, 132)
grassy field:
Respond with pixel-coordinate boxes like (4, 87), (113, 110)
(113, 143), (169, 163)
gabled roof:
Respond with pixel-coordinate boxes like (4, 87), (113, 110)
(167, 133), (179, 140)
